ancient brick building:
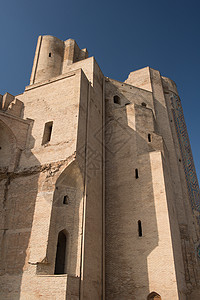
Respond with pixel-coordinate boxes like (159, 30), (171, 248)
(0, 35), (200, 299)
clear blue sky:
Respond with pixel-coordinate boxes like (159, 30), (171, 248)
(0, 0), (199, 181)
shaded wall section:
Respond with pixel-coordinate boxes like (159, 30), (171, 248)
(105, 79), (180, 299)
(0, 114), (40, 300)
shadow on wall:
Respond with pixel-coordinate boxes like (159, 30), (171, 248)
(154, 97), (200, 299)
(104, 90), (161, 299)
(37, 160), (84, 277)
(0, 118), (40, 300)
(0, 121), (17, 169)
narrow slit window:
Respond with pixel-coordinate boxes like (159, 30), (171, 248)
(42, 121), (53, 145)
(63, 195), (69, 205)
(49, 52), (51, 57)
(138, 220), (142, 237)
(148, 134), (151, 142)
(135, 168), (139, 179)
(113, 95), (121, 105)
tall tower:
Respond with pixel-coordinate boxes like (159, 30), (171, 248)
(0, 35), (200, 300)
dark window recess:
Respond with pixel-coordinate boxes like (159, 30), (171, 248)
(147, 292), (162, 300)
(42, 121), (53, 145)
(135, 168), (139, 179)
(148, 134), (151, 142)
(63, 195), (69, 205)
(138, 220), (142, 237)
(49, 52), (51, 57)
(113, 95), (121, 105)
(54, 231), (67, 274)
(141, 102), (147, 107)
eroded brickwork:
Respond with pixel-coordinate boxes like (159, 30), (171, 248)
(0, 37), (200, 300)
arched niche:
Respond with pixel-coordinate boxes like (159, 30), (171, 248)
(0, 120), (17, 169)
(147, 292), (162, 300)
(37, 160), (84, 276)
(53, 161), (84, 275)
(53, 160), (84, 207)
(56, 160), (83, 189)
(54, 229), (69, 274)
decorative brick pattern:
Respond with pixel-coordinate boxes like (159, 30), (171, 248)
(171, 94), (200, 214)
(171, 93), (200, 258)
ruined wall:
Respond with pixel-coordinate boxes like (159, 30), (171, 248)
(30, 36), (88, 85)
(0, 41), (104, 299)
(0, 110), (39, 299)
(77, 60), (104, 300)
(150, 70), (200, 298)
(105, 79), (181, 299)
(1, 34), (200, 300)
(163, 80), (200, 298)
(122, 68), (200, 299)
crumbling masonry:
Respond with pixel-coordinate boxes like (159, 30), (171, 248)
(0, 35), (200, 300)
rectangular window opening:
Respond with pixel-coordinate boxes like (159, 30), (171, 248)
(148, 133), (151, 142)
(138, 220), (142, 237)
(63, 195), (69, 205)
(42, 121), (53, 145)
(49, 52), (51, 57)
(135, 168), (139, 179)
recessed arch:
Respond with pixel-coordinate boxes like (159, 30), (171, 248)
(42, 160), (84, 276)
(147, 292), (162, 300)
(54, 229), (69, 274)
(55, 160), (83, 190)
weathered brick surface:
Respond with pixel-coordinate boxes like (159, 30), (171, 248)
(0, 36), (200, 300)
